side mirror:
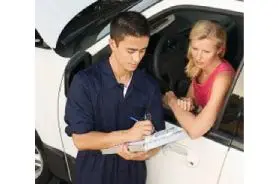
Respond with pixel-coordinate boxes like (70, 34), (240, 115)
(35, 29), (50, 49)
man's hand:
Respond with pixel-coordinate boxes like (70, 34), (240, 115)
(127, 120), (154, 142)
(117, 144), (160, 161)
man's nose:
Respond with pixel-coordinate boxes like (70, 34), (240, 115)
(132, 52), (141, 63)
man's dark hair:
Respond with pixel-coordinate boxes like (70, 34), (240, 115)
(110, 11), (150, 45)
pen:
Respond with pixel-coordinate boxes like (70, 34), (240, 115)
(129, 116), (156, 134)
(129, 117), (139, 122)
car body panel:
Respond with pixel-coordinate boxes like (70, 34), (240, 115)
(218, 148), (244, 184)
(35, 47), (67, 150)
(35, 0), (163, 50)
(35, 0), (244, 183)
(35, 0), (97, 48)
(146, 137), (230, 184)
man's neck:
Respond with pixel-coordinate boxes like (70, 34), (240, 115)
(109, 55), (132, 85)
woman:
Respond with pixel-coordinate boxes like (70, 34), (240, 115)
(163, 20), (235, 139)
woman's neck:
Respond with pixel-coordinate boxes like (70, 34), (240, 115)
(196, 58), (222, 83)
(201, 58), (222, 76)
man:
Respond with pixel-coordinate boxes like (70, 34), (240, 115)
(65, 11), (165, 184)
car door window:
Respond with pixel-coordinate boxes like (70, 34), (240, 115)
(148, 8), (243, 127)
(217, 66), (244, 150)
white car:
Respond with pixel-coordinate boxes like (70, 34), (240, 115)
(35, 0), (244, 184)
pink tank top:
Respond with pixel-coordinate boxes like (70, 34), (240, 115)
(192, 60), (235, 108)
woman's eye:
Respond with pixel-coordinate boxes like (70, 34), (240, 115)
(204, 50), (210, 53)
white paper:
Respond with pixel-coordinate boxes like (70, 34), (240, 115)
(101, 125), (187, 154)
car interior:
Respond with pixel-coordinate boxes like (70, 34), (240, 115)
(64, 8), (244, 128)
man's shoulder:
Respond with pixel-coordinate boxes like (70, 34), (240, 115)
(77, 60), (103, 79)
(135, 70), (160, 90)
(73, 60), (104, 88)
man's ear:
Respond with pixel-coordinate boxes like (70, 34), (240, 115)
(109, 38), (117, 51)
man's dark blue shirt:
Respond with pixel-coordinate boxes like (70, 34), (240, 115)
(64, 59), (165, 184)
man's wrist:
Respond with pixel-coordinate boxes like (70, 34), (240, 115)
(107, 129), (130, 146)
(120, 129), (131, 143)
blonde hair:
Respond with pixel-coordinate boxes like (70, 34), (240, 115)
(185, 20), (227, 78)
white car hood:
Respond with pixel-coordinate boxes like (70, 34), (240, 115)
(35, 0), (97, 48)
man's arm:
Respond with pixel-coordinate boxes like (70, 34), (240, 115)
(72, 131), (129, 150)
(65, 72), (153, 151)
(72, 120), (153, 151)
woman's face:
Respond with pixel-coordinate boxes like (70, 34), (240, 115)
(190, 38), (221, 69)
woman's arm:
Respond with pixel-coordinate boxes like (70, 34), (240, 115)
(179, 83), (195, 111)
(167, 72), (233, 139)
(186, 83), (194, 99)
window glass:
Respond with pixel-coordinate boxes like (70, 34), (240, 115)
(218, 67), (244, 141)
(54, 0), (142, 58)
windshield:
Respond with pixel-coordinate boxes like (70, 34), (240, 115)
(55, 0), (142, 57)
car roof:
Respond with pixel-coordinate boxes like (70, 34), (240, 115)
(36, 0), (97, 48)
(35, 0), (161, 49)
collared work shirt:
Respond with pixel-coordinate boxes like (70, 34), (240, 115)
(65, 59), (165, 184)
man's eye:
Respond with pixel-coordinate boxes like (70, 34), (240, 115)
(128, 51), (135, 54)
(204, 50), (210, 53)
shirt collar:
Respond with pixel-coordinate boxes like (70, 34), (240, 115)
(100, 59), (118, 89)
(100, 59), (146, 93)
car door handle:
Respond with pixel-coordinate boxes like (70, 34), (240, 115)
(163, 142), (199, 167)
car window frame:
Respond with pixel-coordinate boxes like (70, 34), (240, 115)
(145, 5), (243, 148)
(214, 61), (244, 130)
(54, 0), (163, 58)
(207, 61), (244, 150)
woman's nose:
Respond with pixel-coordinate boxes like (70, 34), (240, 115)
(196, 51), (202, 60)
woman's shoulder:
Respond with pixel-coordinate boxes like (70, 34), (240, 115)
(211, 60), (235, 84)
(217, 60), (235, 73)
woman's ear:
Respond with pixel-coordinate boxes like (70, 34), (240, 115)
(217, 46), (226, 57)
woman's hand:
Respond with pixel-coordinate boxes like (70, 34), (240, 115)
(178, 97), (195, 112)
(162, 91), (178, 108)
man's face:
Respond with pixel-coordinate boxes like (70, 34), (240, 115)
(109, 35), (149, 72)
